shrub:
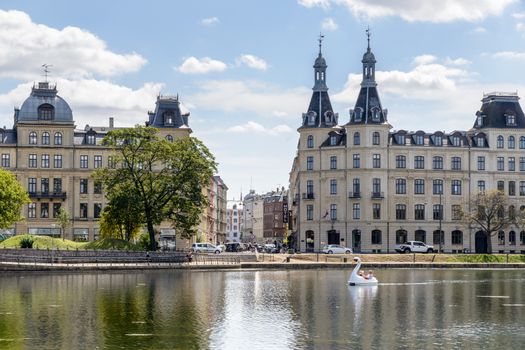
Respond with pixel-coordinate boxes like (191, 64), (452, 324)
(20, 236), (34, 249)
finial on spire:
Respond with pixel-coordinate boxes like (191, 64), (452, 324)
(318, 32), (324, 54)
(42, 64), (52, 82)
(366, 26), (371, 50)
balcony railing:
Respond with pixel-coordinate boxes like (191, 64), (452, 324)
(302, 193), (315, 200)
(348, 191), (361, 199)
(371, 191), (384, 199)
(28, 191), (67, 199)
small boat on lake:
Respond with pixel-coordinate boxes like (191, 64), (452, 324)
(348, 257), (378, 286)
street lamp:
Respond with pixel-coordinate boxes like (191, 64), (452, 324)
(439, 192), (442, 253)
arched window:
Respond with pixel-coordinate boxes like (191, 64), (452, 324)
(29, 131), (37, 145)
(41, 132), (50, 145)
(415, 229), (426, 242)
(509, 231), (516, 245)
(497, 135), (504, 148)
(54, 132), (62, 145)
(353, 132), (360, 146)
(166, 135), (173, 142)
(451, 230), (463, 245)
(371, 229), (382, 245)
(520, 231), (525, 245)
(508, 136), (515, 149)
(372, 132), (380, 145)
(520, 136), (525, 149)
(396, 229), (407, 244)
(307, 135), (314, 148)
(38, 104), (54, 120)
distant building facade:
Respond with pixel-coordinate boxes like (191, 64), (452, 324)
(1, 81), (225, 247)
(226, 201), (244, 242)
(263, 188), (288, 243)
(289, 36), (525, 254)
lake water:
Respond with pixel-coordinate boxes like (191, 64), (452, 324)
(0, 269), (524, 349)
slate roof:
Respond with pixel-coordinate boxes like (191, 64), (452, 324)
(473, 93), (525, 129)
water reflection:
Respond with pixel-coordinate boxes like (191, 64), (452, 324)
(0, 269), (523, 349)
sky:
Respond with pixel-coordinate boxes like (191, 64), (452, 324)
(1, 0), (525, 199)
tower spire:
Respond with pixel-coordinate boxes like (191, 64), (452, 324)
(366, 26), (371, 51)
(318, 32), (324, 55)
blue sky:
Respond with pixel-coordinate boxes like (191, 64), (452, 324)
(1, 0), (525, 199)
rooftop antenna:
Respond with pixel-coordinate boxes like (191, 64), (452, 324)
(42, 64), (52, 82)
(366, 26), (371, 50)
(318, 32), (324, 54)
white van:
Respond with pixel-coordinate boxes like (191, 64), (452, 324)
(191, 243), (222, 254)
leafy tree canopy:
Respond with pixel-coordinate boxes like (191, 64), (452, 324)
(0, 169), (29, 228)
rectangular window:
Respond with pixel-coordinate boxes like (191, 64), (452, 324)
(433, 204), (443, 220)
(477, 156), (485, 171)
(520, 181), (525, 196)
(478, 180), (485, 193)
(433, 180), (443, 195)
(53, 178), (62, 194)
(509, 157), (516, 172)
(433, 156), (443, 170)
(94, 203), (102, 219)
(353, 154), (360, 168)
(396, 155), (406, 168)
(41, 154), (49, 168)
(414, 179), (425, 195)
(414, 204), (425, 220)
(94, 181), (102, 194)
(372, 178), (381, 195)
(373, 154), (381, 168)
(330, 204), (337, 221)
(509, 181), (516, 196)
(306, 205), (313, 220)
(451, 180), (462, 195)
(330, 156), (337, 170)
(396, 204), (406, 220)
(94, 155), (103, 169)
(28, 178), (36, 194)
(28, 203), (36, 218)
(80, 203), (88, 218)
(41, 178), (49, 194)
(498, 231), (505, 245)
(497, 181), (504, 192)
(80, 179), (88, 194)
(53, 203), (61, 218)
(451, 157), (461, 171)
(1, 154), (10, 167)
(80, 155), (88, 169)
(306, 180), (314, 196)
(520, 157), (525, 172)
(414, 156), (425, 169)
(371, 230), (382, 244)
(373, 203), (381, 219)
(352, 203), (360, 220)
(497, 157), (504, 171)
(28, 154), (37, 168)
(108, 156), (116, 169)
(452, 205), (462, 220)
(54, 154), (62, 168)
(396, 179), (406, 194)
(306, 156), (313, 171)
(41, 203), (49, 218)
(330, 179), (337, 195)
(352, 179), (360, 195)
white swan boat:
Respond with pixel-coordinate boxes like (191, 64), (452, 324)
(348, 257), (378, 286)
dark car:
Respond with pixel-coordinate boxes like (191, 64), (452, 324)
(224, 242), (246, 252)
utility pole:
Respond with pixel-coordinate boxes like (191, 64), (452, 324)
(439, 192), (442, 253)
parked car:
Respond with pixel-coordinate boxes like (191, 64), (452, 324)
(224, 242), (246, 252)
(191, 243), (222, 254)
(263, 243), (279, 253)
(322, 245), (352, 254)
(395, 241), (435, 253)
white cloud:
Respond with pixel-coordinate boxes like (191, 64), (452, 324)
(512, 12), (525, 19)
(321, 18), (338, 31)
(444, 57), (472, 65)
(516, 22), (525, 33)
(201, 17), (219, 26)
(272, 110), (289, 117)
(227, 121), (293, 135)
(412, 54), (437, 65)
(298, 0), (516, 22)
(237, 54), (268, 70)
(186, 80), (309, 117)
(0, 10), (146, 80)
(0, 79), (164, 128)
(491, 51), (525, 60)
(176, 57), (228, 74)
(473, 26), (487, 33)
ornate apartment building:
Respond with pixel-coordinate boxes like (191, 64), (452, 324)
(289, 36), (525, 254)
(1, 81), (227, 246)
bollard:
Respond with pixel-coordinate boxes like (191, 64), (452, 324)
(286, 256), (290, 263)
(343, 257), (347, 263)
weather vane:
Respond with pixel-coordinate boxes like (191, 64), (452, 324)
(366, 26), (371, 49)
(42, 64), (53, 82)
(318, 32), (324, 54)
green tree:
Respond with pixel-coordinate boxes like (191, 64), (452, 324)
(55, 208), (71, 240)
(0, 169), (29, 228)
(462, 190), (514, 253)
(99, 184), (143, 241)
(96, 126), (216, 250)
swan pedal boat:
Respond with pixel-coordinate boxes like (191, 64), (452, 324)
(348, 257), (378, 286)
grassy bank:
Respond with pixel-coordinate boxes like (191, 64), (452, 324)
(0, 235), (141, 251)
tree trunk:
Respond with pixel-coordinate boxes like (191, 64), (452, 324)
(486, 232), (493, 254)
(146, 219), (156, 251)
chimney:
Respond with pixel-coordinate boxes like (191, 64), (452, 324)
(109, 117), (114, 128)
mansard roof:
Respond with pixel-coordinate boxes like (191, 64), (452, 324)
(16, 82), (73, 124)
(473, 92), (525, 129)
(147, 94), (190, 129)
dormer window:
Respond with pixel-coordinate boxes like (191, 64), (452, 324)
(477, 137), (485, 147)
(396, 134), (405, 145)
(330, 135), (337, 146)
(415, 134), (424, 145)
(477, 115), (484, 127)
(0, 131), (4, 143)
(451, 136), (461, 147)
(325, 111), (333, 124)
(355, 108), (362, 122)
(307, 111), (316, 125)
(433, 135), (443, 146)
(38, 104), (54, 120)
(86, 134), (96, 145)
(164, 112), (174, 126)
(506, 114), (516, 126)
(372, 108), (380, 121)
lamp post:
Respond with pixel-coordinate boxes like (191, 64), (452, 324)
(439, 192), (442, 253)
